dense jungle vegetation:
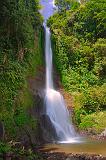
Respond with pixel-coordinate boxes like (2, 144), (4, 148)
(48, 0), (106, 134)
(0, 0), (106, 158)
(0, 0), (43, 158)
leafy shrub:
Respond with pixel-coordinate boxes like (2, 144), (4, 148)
(0, 0), (43, 140)
(79, 111), (106, 133)
(48, 0), (106, 133)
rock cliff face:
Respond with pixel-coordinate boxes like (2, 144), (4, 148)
(28, 66), (59, 142)
(28, 65), (75, 143)
(40, 114), (59, 142)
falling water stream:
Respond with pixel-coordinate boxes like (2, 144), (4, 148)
(41, 0), (78, 142)
(40, 0), (106, 157)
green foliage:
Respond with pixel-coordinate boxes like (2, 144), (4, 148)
(73, 84), (106, 126)
(0, 62), (25, 111)
(72, 0), (106, 41)
(0, 142), (11, 153)
(55, 0), (80, 12)
(83, 84), (106, 112)
(0, 142), (43, 159)
(79, 111), (106, 133)
(0, 0), (43, 141)
(48, 0), (106, 133)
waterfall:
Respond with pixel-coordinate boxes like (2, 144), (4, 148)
(45, 27), (53, 89)
(41, 0), (77, 142)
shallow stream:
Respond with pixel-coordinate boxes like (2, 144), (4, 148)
(42, 138), (106, 156)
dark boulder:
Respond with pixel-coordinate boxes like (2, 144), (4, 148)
(40, 114), (59, 142)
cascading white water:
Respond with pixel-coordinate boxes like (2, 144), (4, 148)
(44, 27), (77, 141)
(41, 0), (77, 142)
(45, 27), (53, 89)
